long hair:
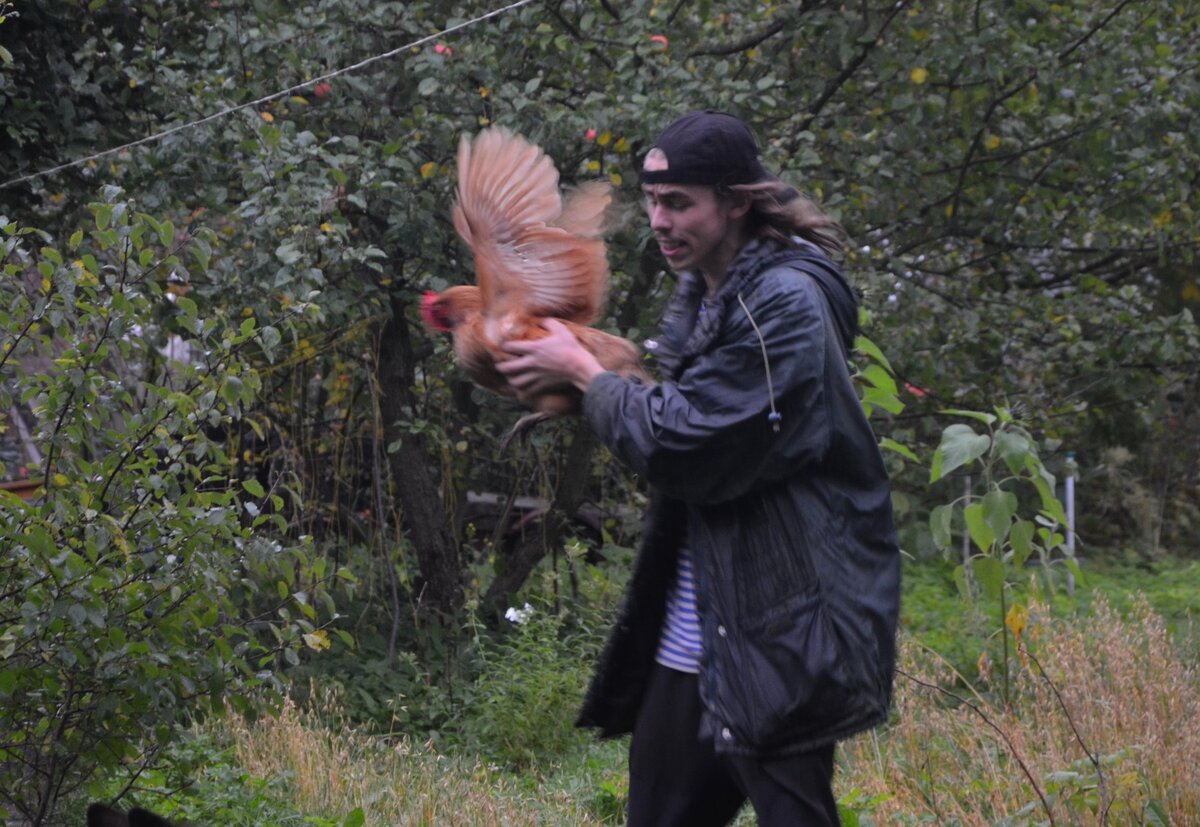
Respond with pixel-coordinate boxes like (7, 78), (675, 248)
(722, 179), (845, 256)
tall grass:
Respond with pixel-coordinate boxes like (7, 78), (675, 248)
(219, 692), (611, 826)
(840, 595), (1199, 824)
(179, 589), (1197, 825)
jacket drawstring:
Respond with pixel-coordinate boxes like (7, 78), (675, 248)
(736, 292), (782, 433)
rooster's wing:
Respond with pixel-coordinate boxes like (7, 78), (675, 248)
(452, 127), (611, 331)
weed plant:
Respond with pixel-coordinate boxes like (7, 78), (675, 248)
(839, 594), (1198, 825)
(460, 597), (601, 768)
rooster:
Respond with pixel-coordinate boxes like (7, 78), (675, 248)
(421, 127), (648, 443)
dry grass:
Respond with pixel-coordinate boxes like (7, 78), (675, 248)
(219, 692), (608, 826)
(206, 595), (1198, 825)
(840, 594), (1200, 824)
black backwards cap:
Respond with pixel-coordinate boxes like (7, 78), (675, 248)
(638, 110), (777, 187)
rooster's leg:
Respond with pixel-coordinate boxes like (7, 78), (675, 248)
(500, 411), (553, 450)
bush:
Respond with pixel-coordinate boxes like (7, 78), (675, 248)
(0, 197), (342, 825)
(460, 597), (603, 768)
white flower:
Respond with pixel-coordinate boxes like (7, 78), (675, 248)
(504, 603), (534, 625)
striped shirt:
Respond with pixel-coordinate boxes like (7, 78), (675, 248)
(655, 548), (702, 673)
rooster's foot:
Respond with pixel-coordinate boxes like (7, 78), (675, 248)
(500, 412), (552, 450)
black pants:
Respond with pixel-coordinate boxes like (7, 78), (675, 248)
(627, 664), (840, 827)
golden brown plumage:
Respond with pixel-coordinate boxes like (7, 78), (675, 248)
(421, 127), (648, 440)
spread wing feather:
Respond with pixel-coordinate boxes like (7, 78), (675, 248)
(452, 127), (612, 328)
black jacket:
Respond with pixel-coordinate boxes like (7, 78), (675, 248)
(576, 239), (900, 757)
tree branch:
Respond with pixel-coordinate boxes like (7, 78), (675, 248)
(1057, 0), (1138, 65)
(801, 0), (911, 128)
(688, 17), (786, 57)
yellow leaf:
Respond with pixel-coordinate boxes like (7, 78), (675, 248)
(52, 473), (70, 489)
(613, 137), (629, 153)
(1152, 210), (1172, 229)
(303, 630), (331, 651)
(1005, 603), (1028, 640)
(910, 67), (929, 85)
(597, 130), (612, 147)
(41, 276), (51, 292)
(608, 171), (623, 186)
(260, 111), (274, 123)
(944, 203), (954, 218)
(479, 86), (489, 98)
(128, 77), (137, 89)
(319, 222), (333, 233)
(976, 649), (991, 681)
(585, 160), (601, 172)
(984, 134), (1001, 150)
(419, 161), (436, 179)
(242, 307), (254, 317)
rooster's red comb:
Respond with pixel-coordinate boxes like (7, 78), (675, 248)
(420, 291), (447, 331)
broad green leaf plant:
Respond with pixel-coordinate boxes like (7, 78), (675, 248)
(929, 407), (1080, 704)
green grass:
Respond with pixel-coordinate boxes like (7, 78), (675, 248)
(81, 556), (1200, 825)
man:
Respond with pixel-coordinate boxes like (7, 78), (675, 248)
(499, 110), (900, 826)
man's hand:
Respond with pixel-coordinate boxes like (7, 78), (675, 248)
(498, 319), (606, 395)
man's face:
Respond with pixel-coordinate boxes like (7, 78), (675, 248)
(641, 182), (743, 279)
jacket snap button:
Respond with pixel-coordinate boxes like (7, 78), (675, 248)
(721, 727), (732, 741)
(717, 625), (727, 638)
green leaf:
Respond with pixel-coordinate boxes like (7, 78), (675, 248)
(981, 489), (1016, 547)
(158, 220), (175, 247)
(24, 525), (55, 558)
(938, 408), (998, 426)
(993, 429), (1030, 476)
(880, 437), (918, 462)
(342, 808), (366, 827)
(417, 77), (439, 96)
(853, 335), (893, 372)
(963, 502), (995, 553)
(930, 504), (953, 550)
(952, 564), (971, 599)
(242, 479), (265, 498)
(1032, 475), (1068, 525)
(275, 242), (303, 265)
(1008, 519), (1034, 567)
(860, 363), (898, 395)
(972, 556), (1005, 601)
(930, 424), (991, 482)
(1062, 556), (1084, 588)
(861, 386), (904, 415)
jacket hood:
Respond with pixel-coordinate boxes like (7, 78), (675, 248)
(650, 239), (859, 379)
(734, 238), (859, 356)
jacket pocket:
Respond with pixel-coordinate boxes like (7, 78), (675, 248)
(721, 587), (865, 749)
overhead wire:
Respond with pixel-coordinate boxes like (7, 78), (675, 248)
(0, 0), (537, 191)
